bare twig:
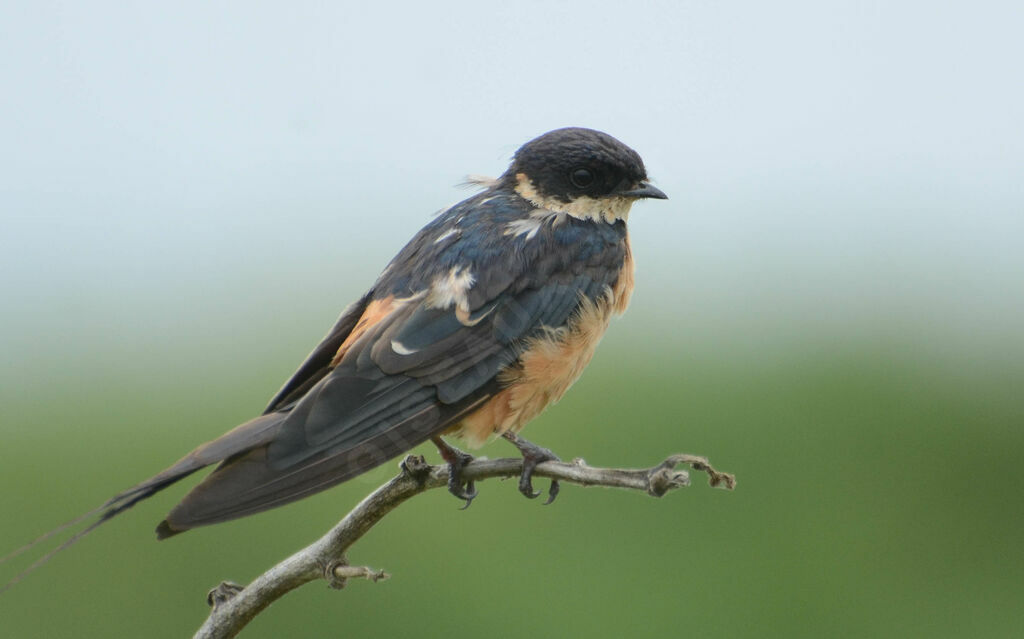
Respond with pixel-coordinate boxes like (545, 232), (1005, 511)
(193, 453), (734, 639)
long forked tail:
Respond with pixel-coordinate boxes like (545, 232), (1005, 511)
(0, 412), (284, 595)
(0, 469), (198, 595)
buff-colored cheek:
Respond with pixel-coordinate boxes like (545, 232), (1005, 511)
(513, 174), (635, 224)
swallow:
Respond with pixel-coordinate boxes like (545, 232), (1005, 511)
(20, 128), (667, 548)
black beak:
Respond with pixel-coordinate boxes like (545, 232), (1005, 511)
(618, 182), (668, 200)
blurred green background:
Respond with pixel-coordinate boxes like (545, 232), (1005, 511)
(2, 2), (1023, 638)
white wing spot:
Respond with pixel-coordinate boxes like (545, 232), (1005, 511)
(391, 340), (417, 355)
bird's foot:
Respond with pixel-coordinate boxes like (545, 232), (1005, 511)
(431, 436), (478, 509)
(502, 432), (561, 504)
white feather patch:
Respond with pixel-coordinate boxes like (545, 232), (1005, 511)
(504, 217), (542, 240)
(426, 266), (475, 312)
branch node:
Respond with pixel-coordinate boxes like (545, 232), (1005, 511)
(327, 560), (390, 590)
(661, 454), (736, 491)
(206, 581), (244, 610)
(399, 454), (432, 486)
(646, 463), (690, 497)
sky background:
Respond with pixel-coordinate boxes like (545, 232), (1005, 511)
(3, 1), (1022, 372)
(1, 2), (1022, 637)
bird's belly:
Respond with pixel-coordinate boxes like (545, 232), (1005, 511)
(450, 293), (616, 447)
(448, 239), (634, 447)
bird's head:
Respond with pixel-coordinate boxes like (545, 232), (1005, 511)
(500, 127), (667, 223)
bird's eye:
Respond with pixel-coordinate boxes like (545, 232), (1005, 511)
(569, 167), (594, 189)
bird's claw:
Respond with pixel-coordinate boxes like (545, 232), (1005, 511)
(502, 432), (561, 504)
(450, 471), (478, 510)
(432, 437), (478, 509)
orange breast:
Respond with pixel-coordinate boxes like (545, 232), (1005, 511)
(450, 237), (635, 446)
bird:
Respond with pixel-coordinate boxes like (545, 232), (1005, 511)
(3, 127), (667, 573)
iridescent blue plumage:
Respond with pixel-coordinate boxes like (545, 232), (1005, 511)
(26, 127), (666, 542)
(375, 189), (627, 308)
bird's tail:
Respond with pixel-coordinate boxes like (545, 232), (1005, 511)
(0, 412), (284, 595)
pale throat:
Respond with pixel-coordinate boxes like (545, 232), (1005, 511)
(514, 173), (634, 224)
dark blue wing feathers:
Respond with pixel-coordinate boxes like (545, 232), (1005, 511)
(163, 191), (628, 528)
(263, 291), (374, 413)
(266, 195), (627, 467)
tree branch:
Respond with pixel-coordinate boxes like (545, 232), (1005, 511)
(193, 453), (734, 639)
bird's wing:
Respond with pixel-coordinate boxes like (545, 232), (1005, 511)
(263, 291), (374, 414)
(158, 220), (625, 534)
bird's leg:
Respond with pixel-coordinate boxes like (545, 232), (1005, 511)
(502, 432), (561, 504)
(431, 436), (478, 509)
